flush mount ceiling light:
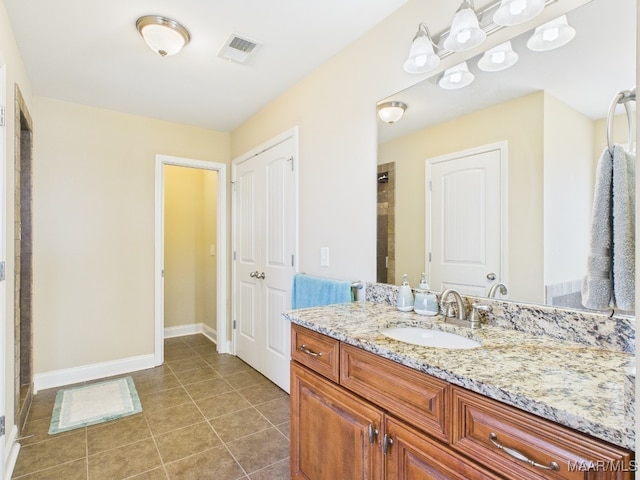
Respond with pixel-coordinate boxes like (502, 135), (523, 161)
(404, 23), (441, 74)
(526, 14), (576, 52)
(136, 15), (191, 57)
(477, 41), (519, 71)
(493, 0), (544, 26)
(443, 0), (486, 52)
(438, 62), (475, 89)
(377, 101), (408, 123)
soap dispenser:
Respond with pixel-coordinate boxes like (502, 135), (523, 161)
(414, 273), (438, 316)
(396, 274), (414, 312)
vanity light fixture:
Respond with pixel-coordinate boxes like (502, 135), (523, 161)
(477, 41), (519, 71)
(526, 14), (576, 51)
(404, 23), (441, 74)
(377, 101), (408, 123)
(136, 15), (191, 57)
(438, 62), (475, 89)
(443, 0), (486, 52)
(493, 0), (544, 26)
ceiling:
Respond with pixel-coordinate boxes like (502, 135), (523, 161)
(378, 0), (636, 143)
(3, 0), (408, 132)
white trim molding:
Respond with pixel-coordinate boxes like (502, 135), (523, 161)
(33, 354), (156, 393)
(154, 155), (228, 368)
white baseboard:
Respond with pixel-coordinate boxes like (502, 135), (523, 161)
(4, 425), (20, 480)
(164, 323), (217, 346)
(33, 324), (220, 393)
(33, 353), (156, 393)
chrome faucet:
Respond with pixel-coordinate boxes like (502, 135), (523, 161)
(488, 282), (508, 298)
(440, 289), (467, 321)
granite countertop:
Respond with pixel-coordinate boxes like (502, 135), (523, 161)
(283, 301), (635, 451)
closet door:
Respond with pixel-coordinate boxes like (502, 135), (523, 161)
(234, 137), (296, 392)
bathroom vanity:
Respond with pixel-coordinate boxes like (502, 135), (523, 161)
(285, 301), (635, 479)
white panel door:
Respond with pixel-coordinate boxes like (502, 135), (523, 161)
(427, 144), (505, 296)
(235, 162), (262, 369)
(234, 137), (296, 392)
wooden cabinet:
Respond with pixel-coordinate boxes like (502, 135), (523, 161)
(291, 324), (340, 382)
(341, 343), (450, 442)
(451, 386), (633, 480)
(384, 415), (501, 480)
(290, 325), (635, 480)
(290, 362), (383, 479)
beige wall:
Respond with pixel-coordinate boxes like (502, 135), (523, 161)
(31, 97), (229, 373)
(230, 0), (450, 284)
(543, 94), (594, 286)
(164, 166), (217, 330)
(0, 0), (34, 452)
(379, 92), (545, 302)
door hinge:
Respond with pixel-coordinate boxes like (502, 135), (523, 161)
(233, 320), (236, 330)
(428, 181), (432, 192)
(231, 181), (237, 192)
(288, 156), (294, 171)
(428, 252), (432, 262)
(0, 261), (5, 281)
(0, 415), (5, 436)
(0, 106), (5, 127)
(291, 254), (294, 267)
(233, 251), (236, 261)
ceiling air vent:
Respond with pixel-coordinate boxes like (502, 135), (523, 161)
(218, 33), (262, 64)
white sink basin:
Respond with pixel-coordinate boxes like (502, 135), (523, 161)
(381, 327), (481, 349)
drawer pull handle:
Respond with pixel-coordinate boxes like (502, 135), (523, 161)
(299, 344), (322, 357)
(489, 433), (560, 471)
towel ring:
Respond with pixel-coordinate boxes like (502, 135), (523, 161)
(606, 87), (636, 153)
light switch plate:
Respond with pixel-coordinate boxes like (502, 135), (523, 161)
(320, 247), (330, 267)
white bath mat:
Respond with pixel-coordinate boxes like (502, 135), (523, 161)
(49, 376), (142, 434)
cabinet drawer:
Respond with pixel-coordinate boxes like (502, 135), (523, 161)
(340, 343), (450, 442)
(451, 387), (633, 480)
(291, 324), (340, 382)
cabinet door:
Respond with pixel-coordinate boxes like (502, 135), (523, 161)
(291, 362), (384, 480)
(384, 416), (502, 480)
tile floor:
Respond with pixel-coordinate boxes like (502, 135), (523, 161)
(12, 334), (291, 479)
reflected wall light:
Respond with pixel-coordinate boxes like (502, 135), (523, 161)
(136, 15), (191, 57)
(477, 41), (519, 71)
(404, 23), (441, 74)
(377, 101), (408, 123)
(443, 0), (486, 52)
(438, 62), (475, 89)
(493, 0), (544, 26)
(526, 14), (576, 51)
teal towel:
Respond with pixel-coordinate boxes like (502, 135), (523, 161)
(292, 273), (352, 309)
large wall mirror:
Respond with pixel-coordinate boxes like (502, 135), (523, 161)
(377, 0), (635, 314)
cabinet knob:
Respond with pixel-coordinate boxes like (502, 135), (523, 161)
(486, 272), (497, 281)
(368, 424), (379, 445)
(383, 434), (394, 454)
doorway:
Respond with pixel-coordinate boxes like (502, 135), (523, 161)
(155, 156), (228, 366)
(13, 86), (33, 436)
(377, 162), (395, 284)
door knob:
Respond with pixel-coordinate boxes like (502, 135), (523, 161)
(486, 272), (496, 281)
(257, 272), (266, 279)
(249, 271), (258, 278)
